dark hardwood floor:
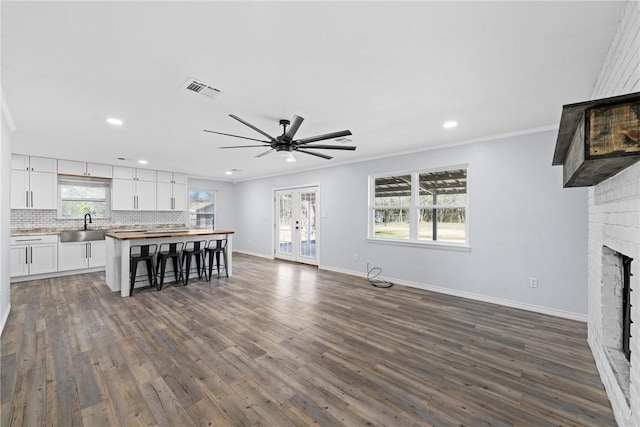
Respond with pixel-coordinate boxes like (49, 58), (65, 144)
(1, 254), (615, 426)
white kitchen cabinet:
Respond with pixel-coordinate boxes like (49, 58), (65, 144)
(9, 245), (29, 277)
(111, 179), (136, 210)
(10, 155), (57, 210)
(57, 242), (89, 271)
(88, 241), (106, 268)
(58, 240), (105, 271)
(113, 166), (156, 181)
(10, 235), (58, 277)
(111, 167), (157, 211)
(11, 155), (56, 173)
(58, 160), (112, 178)
(157, 172), (187, 211)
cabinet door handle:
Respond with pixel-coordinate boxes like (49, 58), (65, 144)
(26, 191), (29, 208)
(25, 247), (28, 264)
(85, 243), (88, 259)
(30, 247), (33, 264)
(88, 243), (91, 258)
(30, 191), (33, 208)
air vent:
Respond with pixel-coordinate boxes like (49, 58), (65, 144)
(183, 79), (222, 99)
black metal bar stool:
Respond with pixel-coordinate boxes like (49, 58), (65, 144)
(129, 244), (158, 295)
(205, 237), (228, 280)
(155, 242), (184, 290)
(181, 240), (206, 285)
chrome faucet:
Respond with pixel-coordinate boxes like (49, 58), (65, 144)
(84, 213), (92, 230)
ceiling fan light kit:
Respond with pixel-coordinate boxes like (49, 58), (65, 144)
(205, 114), (356, 160)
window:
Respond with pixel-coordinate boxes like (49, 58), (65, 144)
(189, 189), (215, 229)
(59, 177), (110, 219)
(370, 167), (467, 245)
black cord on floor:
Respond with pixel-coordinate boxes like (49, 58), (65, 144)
(367, 262), (393, 288)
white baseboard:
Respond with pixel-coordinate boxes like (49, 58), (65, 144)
(233, 250), (274, 260)
(318, 264), (587, 322)
(10, 267), (105, 283)
(0, 303), (11, 335)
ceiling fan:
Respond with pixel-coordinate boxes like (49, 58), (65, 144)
(204, 114), (355, 160)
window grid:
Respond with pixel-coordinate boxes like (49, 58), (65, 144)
(370, 167), (467, 244)
(59, 177), (110, 219)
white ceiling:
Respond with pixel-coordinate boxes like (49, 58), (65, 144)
(2, 1), (626, 181)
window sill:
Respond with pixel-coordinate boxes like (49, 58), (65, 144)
(366, 237), (471, 251)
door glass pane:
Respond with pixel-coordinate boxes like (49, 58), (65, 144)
(299, 192), (316, 258)
(278, 194), (293, 255)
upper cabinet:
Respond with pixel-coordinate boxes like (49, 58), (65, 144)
(10, 155), (191, 212)
(111, 166), (157, 210)
(58, 160), (112, 178)
(112, 166), (156, 181)
(10, 155), (57, 210)
(156, 171), (187, 211)
(11, 154), (57, 173)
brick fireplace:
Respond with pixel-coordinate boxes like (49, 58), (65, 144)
(588, 161), (639, 426)
(574, 2), (640, 425)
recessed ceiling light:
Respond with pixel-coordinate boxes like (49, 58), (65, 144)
(225, 171), (233, 175)
(107, 117), (123, 126)
(443, 120), (458, 129)
(138, 160), (148, 165)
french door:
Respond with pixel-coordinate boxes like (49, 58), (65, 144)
(275, 186), (318, 265)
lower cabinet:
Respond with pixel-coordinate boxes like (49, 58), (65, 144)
(58, 240), (106, 271)
(10, 235), (58, 278)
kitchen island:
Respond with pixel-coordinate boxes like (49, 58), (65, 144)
(105, 229), (234, 297)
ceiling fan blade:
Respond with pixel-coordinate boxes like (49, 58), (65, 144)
(296, 130), (353, 145)
(229, 114), (277, 142)
(255, 149), (275, 158)
(283, 115), (304, 142)
(300, 144), (357, 151)
(204, 129), (269, 143)
(296, 149), (333, 160)
(218, 145), (270, 149)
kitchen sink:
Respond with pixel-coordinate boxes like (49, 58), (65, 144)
(59, 230), (106, 243)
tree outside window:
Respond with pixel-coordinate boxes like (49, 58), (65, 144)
(370, 168), (467, 244)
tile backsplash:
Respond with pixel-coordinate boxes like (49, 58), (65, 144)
(11, 209), (187, 231)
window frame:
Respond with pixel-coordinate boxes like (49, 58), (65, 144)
(368, 165), (470, 249)
(188, 188), (217, 229)
(58, 176), (111, 220)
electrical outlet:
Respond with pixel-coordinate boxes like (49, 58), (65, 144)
(529, 277), (538, 288)
(353, 253), (358, 261)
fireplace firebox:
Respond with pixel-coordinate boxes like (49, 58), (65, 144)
(622, 255), (633, 361)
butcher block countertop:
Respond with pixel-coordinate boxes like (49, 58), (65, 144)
(105, 229), (235, 240)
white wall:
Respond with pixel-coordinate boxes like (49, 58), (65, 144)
(235, 129), (589, 318)
(1, 0), (11, 332)
(587, 1), (640, 426)
(1, 109), (13, 333)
